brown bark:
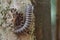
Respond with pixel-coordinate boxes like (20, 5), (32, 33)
(57, 0), (60, 40)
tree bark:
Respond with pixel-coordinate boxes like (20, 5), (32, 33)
(0, 0), (35, 40)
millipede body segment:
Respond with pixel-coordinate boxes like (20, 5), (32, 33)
(10, 1), (34, 33)
(16, 5), (33, 33)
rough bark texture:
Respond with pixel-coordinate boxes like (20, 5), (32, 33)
(0, 0), (35, 40)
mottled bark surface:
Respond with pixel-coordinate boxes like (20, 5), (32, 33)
(0, 0), (35, 40)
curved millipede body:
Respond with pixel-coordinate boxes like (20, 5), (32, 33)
(11, 1), (33, 33)
(14, 4), (34, 33)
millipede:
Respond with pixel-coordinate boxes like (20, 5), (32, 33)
(0, 0), (35, 40)
(10, 2), (34, 33)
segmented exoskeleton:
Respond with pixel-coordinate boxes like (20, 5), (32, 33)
(10, 0), (34, 33)
(15, 4), (33, 33)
